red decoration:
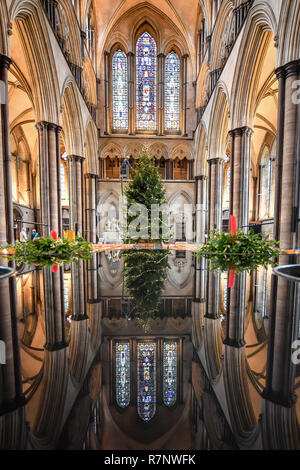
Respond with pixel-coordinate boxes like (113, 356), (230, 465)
(230, 215), (237, 236)
(50, 230), (58, 240)
(52, 265), (58, 273)
(229, 215), (237, 288)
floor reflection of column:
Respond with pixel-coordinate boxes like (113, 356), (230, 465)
(0, 276), (27, 449)
(260, 60), (300, 450)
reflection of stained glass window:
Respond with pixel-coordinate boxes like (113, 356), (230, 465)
(137, 342), (156, 421)
(113, 50), (128, 130)
(116, 342), (130, 408)
(136, 32), (157, 131)
(163, 341), (177, 406)
(165, 52), (180, 131)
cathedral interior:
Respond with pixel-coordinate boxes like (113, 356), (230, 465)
(0, 0), (300, 451)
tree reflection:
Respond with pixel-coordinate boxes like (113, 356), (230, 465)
(123, 249), (169, 331)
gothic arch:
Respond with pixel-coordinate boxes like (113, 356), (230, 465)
(61, 78), (85, 156)
(278, 0), (300, 65)
(84, 120), (98, 174)
(0, 1), (9, 55)
(9, 0), (61, 123)
(210, 1), (235, 72)
(100, 142), (123, 160)
(208, 85), (229, 159)
(194, 122), (208, 176)
(230, 3), (278, 128)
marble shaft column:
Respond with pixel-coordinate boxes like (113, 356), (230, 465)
(224, 126), (253, 348)
(85, 173), (98, 243)
(68, 155), (85, 235)
(206, 159), (223, 319)
(71, 262), (88, 321)
(263, 60), (300, 407)
(0, 55), (25, 415)
(43, 266), (67, 351)
(182, 55), (188, 137)
(0, 54), (13, 245)
(36, 121), (62, 237)
(157, 53), (165, 136)
(104, 51), (110, 135)
(127, 52), (135, 135)
(195, 176), (208, 306)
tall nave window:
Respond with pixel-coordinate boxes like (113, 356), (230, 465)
(136, 32), (157, 131)
(165, 52), (180, 131)
(112, 50), (128, 130)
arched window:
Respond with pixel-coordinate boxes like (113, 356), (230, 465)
(136, 32), (157, 131)
(116, 342), (130, 408)
(165, 52), (180, 131)
(112, 50), (128, 130)
(137, 342), (156, 422)
(258, 143), (275, 220)
(163, 341), (177, 407)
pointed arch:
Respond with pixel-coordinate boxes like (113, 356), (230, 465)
(136, 30), (157, 131)
(9, 0), (61, 123)
(61, 78), (84, 156)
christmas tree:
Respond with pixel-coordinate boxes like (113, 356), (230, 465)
(124, 146), (169, 242)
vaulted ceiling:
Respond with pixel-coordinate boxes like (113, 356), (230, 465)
(93, 0), (203, 66)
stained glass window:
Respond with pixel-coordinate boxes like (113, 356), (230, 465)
(112, 50), (128, 130)
(165, 52), (180, 131)
(136, 32), (157, 131)
(163, 341), (177, 407)
(137, 342), (156, 421)
(116, 342), (130, 408)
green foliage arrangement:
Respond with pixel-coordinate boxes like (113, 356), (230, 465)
(123, 249), (170, 331)
(197, 230), (280, 274)
(124, 146), (170, 242)
(3, 236), (92, 267)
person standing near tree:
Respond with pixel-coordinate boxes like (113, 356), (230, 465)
(19, 227), (27, 243)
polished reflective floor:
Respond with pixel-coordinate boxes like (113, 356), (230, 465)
(1, 251), (300, 450)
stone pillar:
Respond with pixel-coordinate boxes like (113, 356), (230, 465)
(71, 261), (88, 321)
(224, 126), (253, 348)
(127, 52), (135, 135)
(104, 51), (110, 135)
(68, 155), (85, 236)
(87, 254), (101, 303)
(36, 122), (62, 237)
(263, 60), (300, 407)
(85, 173), (98, 243)
(195, 175), (208, 303)
(206, 159), (223, 319)
(0, 54), (13, 245)
(157, 53), (165, 136)
(166, 159), (173, 180)
(182, 54), (188, 137)
(43, 266), (68, 351)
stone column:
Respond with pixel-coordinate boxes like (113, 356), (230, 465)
(166, 159), (173, 180)
(71, 262), (87, 322)
(157, 53), (165, 136)
(224, 126), (253, 348)
(182, 54), (188, 137)
(127, 52), (135, 135)
(42, 266), (67, 351)
(206, 158), (223, 319)
(85, 173), (98, 243)
(68, 155), (85, 236)
(104, 51), (110, 135)
(36, 122), (62, 237)
(0, 54), (13, 245)
(195, 175), (208, 303)
(263, 60), (300, 407)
